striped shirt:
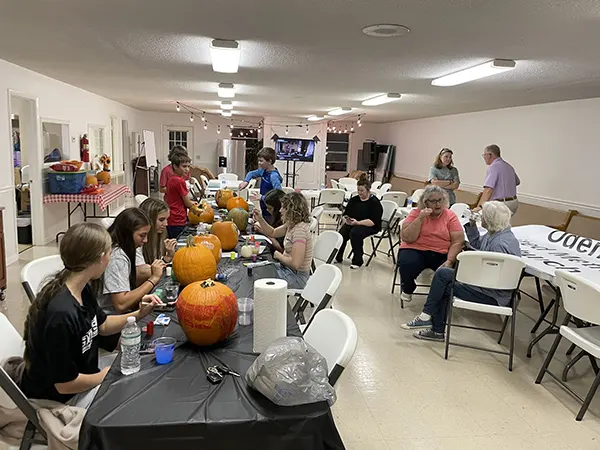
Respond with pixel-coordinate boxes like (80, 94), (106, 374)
(283, 222), (313, 273)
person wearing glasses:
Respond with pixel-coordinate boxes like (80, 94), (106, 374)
(397, 185), (465, 304)
(428, 148), (460, 205)
(475, 144), (520, 215)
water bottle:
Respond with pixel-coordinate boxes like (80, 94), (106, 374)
(120, 317), (141, 375)
(320, 182), (326, 191)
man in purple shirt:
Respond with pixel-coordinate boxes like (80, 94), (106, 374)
(476, 144), (520, 215)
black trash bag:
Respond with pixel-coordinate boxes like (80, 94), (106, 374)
(246, 337), (337, 406)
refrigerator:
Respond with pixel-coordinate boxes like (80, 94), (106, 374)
(216, 139), (246, 178)
(374, 144), (395, 183)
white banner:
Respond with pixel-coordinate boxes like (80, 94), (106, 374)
(512, 225), (600, 285)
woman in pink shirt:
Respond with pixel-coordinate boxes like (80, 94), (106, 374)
(398, 185), (465, 303)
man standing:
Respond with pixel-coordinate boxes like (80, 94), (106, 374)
(476, 144), (520, 215)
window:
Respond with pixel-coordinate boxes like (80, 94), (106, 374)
(168, 130), (188, 150)
(325, 132), (349, 172)
(88, 125), (106, 159)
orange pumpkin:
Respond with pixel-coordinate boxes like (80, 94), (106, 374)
(215, 189), (234, 208)
(226, 196), (249, 212)
(188, 203), (214, 225)
(211, 221), (239, 251)
(172, 236), (217, 286)
(86, 174), (98, 186)
(97, 171), (111, 185)
(194, 233), (221, 263)
(176, 279), (238, 346)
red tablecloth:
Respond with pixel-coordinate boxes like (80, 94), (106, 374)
(43, 184), (131, 211)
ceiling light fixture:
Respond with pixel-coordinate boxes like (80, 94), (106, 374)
(307, 115), (325, 121)
(217, 125), (221, 134)
(432, 59), (517, 87)
(221, 110), (232, 117)
(220, 101), (233, 110)
(218, 82), (235, 98)
(362, 24), (410, 38)
(328, 107), (352, 116)
(176, 102), (180, 112)
(190, 114), (194, 122)
(210, 39), (241, 74)
(362, 93), (401, 106)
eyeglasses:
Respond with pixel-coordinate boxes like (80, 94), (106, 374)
(425, 198), (444, 205)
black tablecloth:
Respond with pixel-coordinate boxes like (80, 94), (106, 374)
(79, 226), (345, 450)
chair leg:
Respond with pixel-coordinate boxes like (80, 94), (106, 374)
(391, 265), (398, 294)
(508, 312), (516, 372)
(535, 315), (570, 384)
(566, 343), (577, 356)
(576, 369), (600, 421)
(444, 302), (454, 360)
(498, 316), (509, 344)
(366, 237), (381, 267)
(561, 350), (587, 382)
(387, 233), (396, 265)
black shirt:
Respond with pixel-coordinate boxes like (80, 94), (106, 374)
(344, 195), (384, 231)
(20, 285), (107, 403)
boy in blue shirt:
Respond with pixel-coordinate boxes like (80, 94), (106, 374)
(239, 147), (283, 222)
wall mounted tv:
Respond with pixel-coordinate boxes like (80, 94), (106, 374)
(275, 138), (315, 162)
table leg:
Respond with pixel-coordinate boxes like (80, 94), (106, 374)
(56, 202), (79, 242)
(531, 298), (554, 334)
(527, 293), (561, 358)
(84, 203), (88, 221)
(535, 277), (545, 315)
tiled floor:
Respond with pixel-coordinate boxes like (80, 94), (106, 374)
(3, 241), (600, 450)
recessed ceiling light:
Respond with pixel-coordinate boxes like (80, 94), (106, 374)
(210, 39), (241, 73)
(362, 24), (410, 38)
(221, 110), (232, 117)
(218, 82), (235, 98)
(362, 93), (402, 106)
(307, 115), (325, 121)
(220, 101), (233, 110)
(432, 59), (517, 87)
(328, 107), (352, 116)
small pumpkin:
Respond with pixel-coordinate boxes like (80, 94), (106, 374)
(240, 245), (254, 258)
(86, 173), (98, 186)
(172, 236), (217, 286)
(188, 202), (214, 225)
(227, 208), (249, 232)
(97, 170), (111, 185)
(215, 189), (234, 208)
(226, 196), (249, 212)
(194, 233), (222, 263)
(211, 221), (239, 251)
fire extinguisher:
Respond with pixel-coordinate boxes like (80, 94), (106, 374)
(80, 134), (90, 163)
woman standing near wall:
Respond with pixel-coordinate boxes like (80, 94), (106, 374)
(428, 148), (460, 205)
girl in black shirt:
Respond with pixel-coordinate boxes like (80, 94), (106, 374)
(336, 176), (383, 269)
(21, 223), (161, 405)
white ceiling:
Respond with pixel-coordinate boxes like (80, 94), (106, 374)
(2, 0), (600, 123)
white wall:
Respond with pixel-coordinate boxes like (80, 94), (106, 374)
(0, 59), (140, 264)
(379, 98), (600, 215)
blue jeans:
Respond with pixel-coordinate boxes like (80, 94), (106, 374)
(167, 225), (186, 239)
(397, 249), (447, 294)
(276, 264), (309, 290)
(424, 267), (498, 333)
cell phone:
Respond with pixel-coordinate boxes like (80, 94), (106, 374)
(343, 215), (349, 220)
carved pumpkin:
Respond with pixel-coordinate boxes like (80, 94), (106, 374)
(227, 208), (249, 232)
(176, 279), (238, 346)
(188, 203), (215, 225)
(86, 173), (98, 186)
(97, 170), (111, 185)
(226, 196), (249, 212)
(172, 236), (217, 286)
(215, 189), (234, 208)
(194, 233), (222, 263)
(211, 221), (239, 251)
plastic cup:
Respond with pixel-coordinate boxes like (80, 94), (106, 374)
(153, 337), (176, 365)
(237, 297), (253, 312)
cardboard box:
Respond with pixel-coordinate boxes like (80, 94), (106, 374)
(14, 167), (21, 186)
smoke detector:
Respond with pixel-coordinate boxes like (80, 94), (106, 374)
(362, 24), (410, 38)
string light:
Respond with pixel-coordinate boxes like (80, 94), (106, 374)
(306, 125), (309, 133)
(203, 123), (207, 130)
(176, 102), (180, 112)
(351, 124), (354, 132)
(217, 125), (221, 134)
(201, 113), (206, 122)
(229, 131), (233, 137)
(285, 125), (289, 135)
(190, 113), (194, 122)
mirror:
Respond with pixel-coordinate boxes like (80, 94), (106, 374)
(42, 121), (70, 164)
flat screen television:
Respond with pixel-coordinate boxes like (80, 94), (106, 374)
(275, 138), (315, 162)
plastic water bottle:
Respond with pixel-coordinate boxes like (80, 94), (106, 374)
(120, 317), (141, 375)
(320, 182), (326, 191)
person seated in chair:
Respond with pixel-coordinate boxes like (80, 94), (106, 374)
(335, 175), (383, 269)
(397, 185), (464, 303)
(402, 201), (521, 341)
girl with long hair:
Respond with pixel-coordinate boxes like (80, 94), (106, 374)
(139, 198), (177, 265)
(428, 148), (460, 205)
(20, 223), (160, 406)
(253, 192), (313, 288)
(254, 189), (286, 253)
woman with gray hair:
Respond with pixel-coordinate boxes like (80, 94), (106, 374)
(402, 201), (521, 342)
(397, 185), (465, 303)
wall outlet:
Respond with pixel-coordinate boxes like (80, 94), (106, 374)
(71, 136), (76, 143)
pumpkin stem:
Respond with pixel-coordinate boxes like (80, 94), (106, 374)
(186, 235), (196, 247)
(201, 279), (215, 288)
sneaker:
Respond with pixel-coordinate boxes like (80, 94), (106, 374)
(413, 329), (445, 342)
(401, 315), (432, 330)
(350, 264), (361, 270)
(400, 292), (413, 303)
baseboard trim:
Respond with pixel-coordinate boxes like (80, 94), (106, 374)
(7, 254), (19, 266)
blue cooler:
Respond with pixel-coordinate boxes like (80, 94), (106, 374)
(48, 171), (87, 194)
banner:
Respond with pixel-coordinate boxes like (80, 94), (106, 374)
(512, 225), (600, 284)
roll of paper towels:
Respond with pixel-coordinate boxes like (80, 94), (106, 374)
(253, 278), (288, 353)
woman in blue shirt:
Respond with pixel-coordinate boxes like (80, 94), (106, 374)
(239, 147), (283, 221)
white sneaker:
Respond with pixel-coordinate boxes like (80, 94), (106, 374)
(400, 292), (413, 303)
(350, 264), (361, 270)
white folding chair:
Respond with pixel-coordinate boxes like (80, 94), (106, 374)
(303, 309), (358, 386)
(309, 217), (319, 234)
(316, 189), (345, 231)
(330, 180), (341, 189)
(291, 264), (343, 329)
(21, 255), (64, 303)
(382, 191), (407, 208)
(410, 188), (425, 206)
(445, 251), (525, 371)
(101, 217), (115, 229)
(371, 181), (382, 191)
(200, 174), (210, 189)
(247, 178), (257, 189)
(536, 270), (600, 421)
(312, 230), (343, 272)
(365, 200), (398, 267)
(338, 177), (357, 192)
(189, 177), (203, 201)
(281, 187), (295, 194)
(450, 202), (469, 219)
(0, 313), (48, 449)
(379, 183), (392, 195)
(134, 194), (148, 207)
(218, 173), (239, 181)
(311, 206), (324, 234)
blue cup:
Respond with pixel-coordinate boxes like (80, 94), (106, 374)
(153, 337), (176, 364)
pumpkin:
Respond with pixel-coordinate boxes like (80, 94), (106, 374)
(176, 279), (238, 346)
(86, 173), (98, 186)
(97, 170), (111, 185)
(227, 208), (249, 232)
(172, 236), (217, 286)
(211, 221), (239, 251)
(188, 203), (214, 225)
(226, 196), (249, 212)
(240, 245), (253, 258)
(215, 189), (234, 208)
(194, 233), (222, 263)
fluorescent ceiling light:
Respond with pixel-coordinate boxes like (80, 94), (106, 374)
(218, 83), (235, 98)
(210, 39), (241, 73)
(362, 93), (401, 106)
(221, 110), (232, 117)
(220, 101), (233, 110)
(432, 59), (517, 87)
(328, 107), (352, 116)
(307, 115), (325, 121)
